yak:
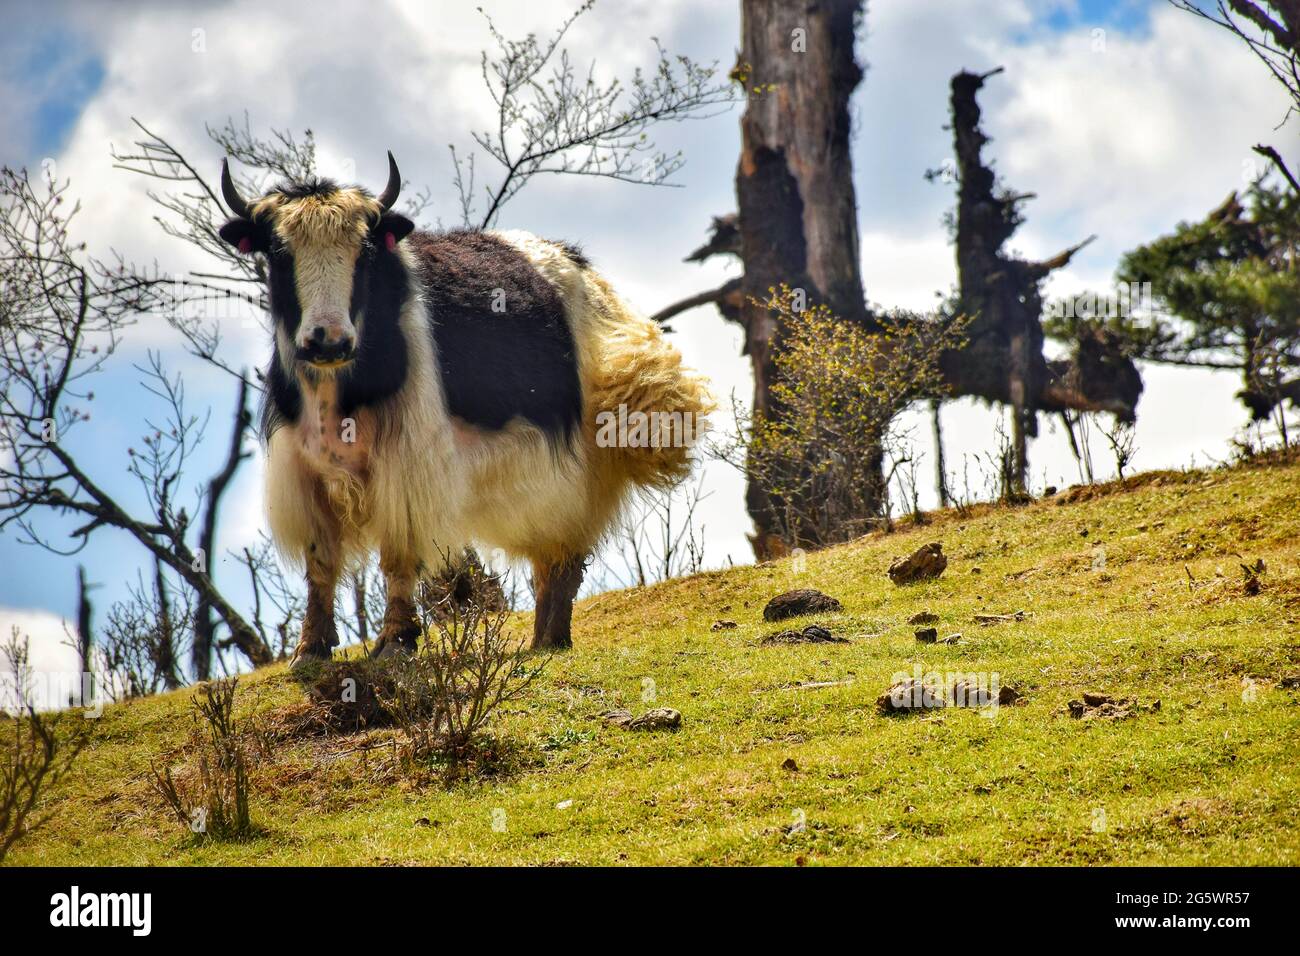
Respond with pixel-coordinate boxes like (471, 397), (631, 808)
(217, 153), (711, 662)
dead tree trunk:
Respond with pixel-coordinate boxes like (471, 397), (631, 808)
(153, 556), (182, 691)
(734, 0), (869, 556)
(930, 400), (951, 507)
(75, 565), (94, 702)
(943, 67), (1141, 494)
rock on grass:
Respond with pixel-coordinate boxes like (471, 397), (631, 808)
(878, 678), (1025, 713)
(951, 681), (1024, 708)
(629, 708), (682, 731)
(876, 678), (945, 714)
(762, 588), (843, 622)
(887, 542), (947, 585)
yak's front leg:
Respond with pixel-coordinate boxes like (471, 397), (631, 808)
(531, 553), (587, 651)
(291, 528), (342, 666)
(371, 551), (422, 659)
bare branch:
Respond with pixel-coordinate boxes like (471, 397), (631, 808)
(462, 2), (733, 228)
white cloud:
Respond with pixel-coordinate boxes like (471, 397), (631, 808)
(990, 5), (1299, 275)
(0, 606), (80, 711)
(861, 229), (956, 312)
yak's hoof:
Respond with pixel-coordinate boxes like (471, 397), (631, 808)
(289, 642), (333, 670)
(373, 639), (414, 662)
(371, 626), (421, 661)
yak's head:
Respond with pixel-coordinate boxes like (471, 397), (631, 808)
(218, 153), (414, 371)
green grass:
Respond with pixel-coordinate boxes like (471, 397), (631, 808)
(9, 453), (1300, 866)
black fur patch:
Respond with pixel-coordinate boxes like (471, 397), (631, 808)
(265, 240), (302, 339)
(260, 238), (303, 441)
(555, 240), (591, 269)
(338, 237), (409, 416)
(272, 177), (342, 200)
(408, 230), (582, 441)
(261, 350), (302, 441)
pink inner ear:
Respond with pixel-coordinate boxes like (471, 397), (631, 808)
(384, 232), (397, 252)
(237, 236), (253, 255)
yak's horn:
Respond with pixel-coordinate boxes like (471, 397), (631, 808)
(220, 158), (250, 218)
(376, 151), (400, 211)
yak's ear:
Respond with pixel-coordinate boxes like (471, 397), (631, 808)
(375, 212), (414, 251)
(218, 218), (261, 255)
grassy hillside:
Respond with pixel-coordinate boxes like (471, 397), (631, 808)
(9, 453), (1300, 866)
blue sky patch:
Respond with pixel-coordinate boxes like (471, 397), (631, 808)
(13, 29), (106, 161)
(1045, 0), (1155, 34)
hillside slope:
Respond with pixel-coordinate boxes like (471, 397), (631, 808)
(9, 454), (1300, 866)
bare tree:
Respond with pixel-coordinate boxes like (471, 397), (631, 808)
(97, 564), (193, 699)
(192, 376), (252, 679)
(1, 633), (91, 862)
(0, 166), (273, 672)
(643, 1), (871, 557)
(1100, 416), (1139, 480)
(930, 400), (952, 508)
(72, 565), (95, 701)
(937, 67), (1143, 495)
(231, 535), (304, 665)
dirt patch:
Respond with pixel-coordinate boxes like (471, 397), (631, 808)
(762, 624), (849, 646)
(1054, 470), (1191, 505)
(1157, 797), (1229, 831)
(1067, 691), (1157, 721)
(974, 610), (1028, 625)
(288, 658), (403, 733)
(599, 707), (682, 731)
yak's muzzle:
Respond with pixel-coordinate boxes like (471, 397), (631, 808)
(297, 322), (356, 369)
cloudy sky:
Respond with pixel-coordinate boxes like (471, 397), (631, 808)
(2, 0), (1294, 676)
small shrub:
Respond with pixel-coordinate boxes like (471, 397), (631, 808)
(293, 656), (403, 733)
(287, 565), (542, 776)
(151, 677), (266, 842)
(380, 572), (542, 769)
(718, 285), (968, 550)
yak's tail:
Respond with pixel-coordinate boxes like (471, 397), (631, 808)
(578, 270), (714, 491)
(485, 230), (713, 531)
